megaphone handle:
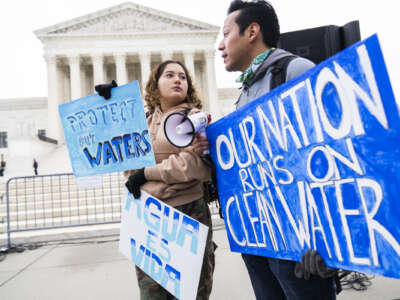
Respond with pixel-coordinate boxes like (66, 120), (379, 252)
(199, 127), (210, 155)
(199, 127), (206, 137)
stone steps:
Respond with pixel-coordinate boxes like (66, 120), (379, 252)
(1, 201), (122, 222)
(1, 173), (125, 234)
(5, 186), (124, 203)
(1, 194), (121, 211)
(2, 211), (121, 232)
(1, 173), (223, 242)
(5, 179), (123, 194)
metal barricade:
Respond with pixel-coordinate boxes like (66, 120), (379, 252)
(3, 172), (222, 248)
(5, 172), (124, 248)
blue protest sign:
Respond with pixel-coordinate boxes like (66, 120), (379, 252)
(59, 81), (155, 177)
(206, 34), (400, 278)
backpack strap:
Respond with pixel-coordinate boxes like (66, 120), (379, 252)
(269, 55), (297, 91)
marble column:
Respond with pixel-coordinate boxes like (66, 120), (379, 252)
(205, 50), (221, 120)
(184, 51), (195, 79)
(114, 52), (127, 85)
(161, 51), (173, 62)
(68, 54), (81, 101)
(91, 54), (104, 86)
(44, 54), (62, 142)
(139, 52), (151, 88)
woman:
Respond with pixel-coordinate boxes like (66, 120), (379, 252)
(125, 60), (216, 300)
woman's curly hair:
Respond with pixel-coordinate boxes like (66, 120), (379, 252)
(144, 60), (203, 114)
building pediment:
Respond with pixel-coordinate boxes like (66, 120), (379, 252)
(35, 2), (219, 38)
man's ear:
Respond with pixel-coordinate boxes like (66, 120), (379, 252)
(247, 22), (261, 43)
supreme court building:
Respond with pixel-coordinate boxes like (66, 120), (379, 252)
(37, 2), (222, 142)
(0, 2), (239, 177)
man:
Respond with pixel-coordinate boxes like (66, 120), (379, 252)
(216, 1), (337, 299)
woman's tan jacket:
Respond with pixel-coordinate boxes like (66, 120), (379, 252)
(125, 102), (211, 207)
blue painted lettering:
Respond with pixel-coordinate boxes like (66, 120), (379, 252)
(176, 216), (199, 254)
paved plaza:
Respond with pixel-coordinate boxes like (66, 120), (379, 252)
(1, 224), (400, 300)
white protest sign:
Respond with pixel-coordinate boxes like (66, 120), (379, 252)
(119, 190), (209, 300)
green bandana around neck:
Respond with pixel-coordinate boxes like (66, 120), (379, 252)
(236, 48), (275, 85)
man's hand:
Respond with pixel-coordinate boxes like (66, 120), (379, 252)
(95, 80), (118, 100)
(125, 168), (147, 199)
(294, 249), (338, 280)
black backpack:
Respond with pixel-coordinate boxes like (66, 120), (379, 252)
(269, 55), (298, 91)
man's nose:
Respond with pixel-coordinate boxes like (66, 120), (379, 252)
(218, 40), (224, 51)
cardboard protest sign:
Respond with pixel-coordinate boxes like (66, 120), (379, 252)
(59, 81), (155, 177)
(206, 34), (400, 278)
(119, 191), (209, 300)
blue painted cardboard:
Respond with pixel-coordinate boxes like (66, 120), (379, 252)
(206, 34), (400, 278)
(59, 81), (155, 177)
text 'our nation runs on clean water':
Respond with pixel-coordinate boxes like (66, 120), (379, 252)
(207, 35), (400, 278)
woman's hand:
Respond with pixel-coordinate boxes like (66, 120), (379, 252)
(95, 80), (118, 100)
(125, 168), (147, 198)
(186, 112), (211, 156)
(187, 132), (210, 156)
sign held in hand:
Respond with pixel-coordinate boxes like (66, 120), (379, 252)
(119, 191), (209, 300)
(59, 81), (155, 177)
(207, 34), (400, 279)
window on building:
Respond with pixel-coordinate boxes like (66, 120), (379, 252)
(0, 132), (8, 148)
(38, 129), (46, 137)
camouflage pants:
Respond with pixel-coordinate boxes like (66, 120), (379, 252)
(135, 197), (216, 300)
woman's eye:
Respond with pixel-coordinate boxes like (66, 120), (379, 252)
(180, 76), (186, 80)
(166, 74), (173, 78)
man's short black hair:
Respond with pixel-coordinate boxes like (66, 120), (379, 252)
(228, 0), (280, 47)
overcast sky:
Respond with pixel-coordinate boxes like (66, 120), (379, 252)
(1, 0), (399, 99)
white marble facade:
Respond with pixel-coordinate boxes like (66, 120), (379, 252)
(35, 2), (221, 143)
(0, 3), (241, 179)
